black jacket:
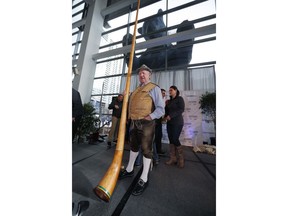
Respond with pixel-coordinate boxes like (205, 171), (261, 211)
(108, 98), (123, 118)
(165, 96), (185, 125)
(72, 88), (84, 118)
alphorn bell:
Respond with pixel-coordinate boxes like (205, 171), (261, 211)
(93, 0), (141, 202)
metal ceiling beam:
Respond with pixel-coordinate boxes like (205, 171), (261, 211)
(101, 0), (137, 17)
(92, 23), (216, 61)
(102, 0), (206, 22)
(72, 18), (86, 29)
(72, 59), (78, 66)
(84, 0), (94, 5)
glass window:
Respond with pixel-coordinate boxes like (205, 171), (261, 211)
(83, 0), (216, 115)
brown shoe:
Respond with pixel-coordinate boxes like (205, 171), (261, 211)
(165, 144), (177, 165)
(176, 146), (184, 168)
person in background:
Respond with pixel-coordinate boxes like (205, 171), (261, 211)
(155, 88), (167, 155)
(107, 94), (124, 148)
(118, 64), (165, 196)
(72, 88), (84, 141)
(164, 85), (185, 168)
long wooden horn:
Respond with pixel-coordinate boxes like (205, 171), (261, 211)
(93, 0), (141, 202)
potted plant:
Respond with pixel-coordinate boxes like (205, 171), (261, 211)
(76, 102), (100, 143)
(199, 91), (216, 145)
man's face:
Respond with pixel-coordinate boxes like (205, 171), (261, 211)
(161, 90), (166, 98)
(118, 95), (123, 101)
(138, 69), (151, 84)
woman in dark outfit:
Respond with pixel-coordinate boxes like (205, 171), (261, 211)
(164, 86), (185, 168)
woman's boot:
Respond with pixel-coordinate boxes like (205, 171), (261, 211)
(176, 146), (184, 168)
(165, 144), (177, 165)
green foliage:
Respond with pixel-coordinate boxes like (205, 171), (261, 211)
(76, 102), (100, 140)
(199, 92), (216, 131)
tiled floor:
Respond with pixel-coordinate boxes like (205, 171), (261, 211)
(72, 140), (216, 216)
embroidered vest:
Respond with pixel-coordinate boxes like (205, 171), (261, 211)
(129, 82), (156, 120)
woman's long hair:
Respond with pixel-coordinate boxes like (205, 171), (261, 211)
(169, 85), (180, 100)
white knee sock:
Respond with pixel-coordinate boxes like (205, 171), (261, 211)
(140, 157), (151, 183)
(126, 150), (139, 172)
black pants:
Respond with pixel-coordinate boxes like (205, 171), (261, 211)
(167, 123), (183, 147)
(154, 119), (163, 152)
(72, 116), (82, 140)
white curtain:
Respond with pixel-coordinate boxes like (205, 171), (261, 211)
(120, 65), (216, 93)
(188, 66), (216, 91)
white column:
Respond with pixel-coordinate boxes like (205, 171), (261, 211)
(73, 0), (108, 103)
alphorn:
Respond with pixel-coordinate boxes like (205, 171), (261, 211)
(93, 0), (141, 202)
